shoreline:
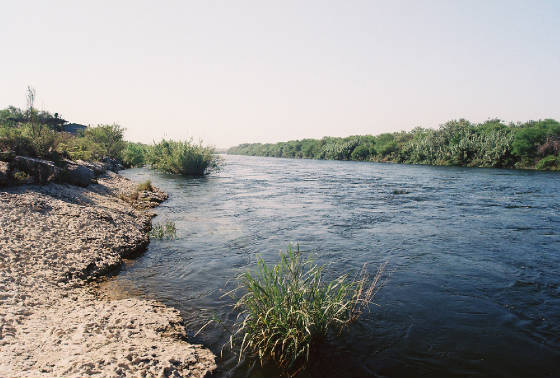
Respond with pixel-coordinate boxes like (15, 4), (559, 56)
(225, 153), (560, 172)
(0, 170), (216, 377)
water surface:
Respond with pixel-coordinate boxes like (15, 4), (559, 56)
(115, 155), (560, 377)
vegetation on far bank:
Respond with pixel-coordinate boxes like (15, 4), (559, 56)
(228, 118), (560, 171)
(228, 246), (386, 376)
(0, 88), (221, 176)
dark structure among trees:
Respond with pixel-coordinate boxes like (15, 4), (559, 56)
(63, 123), (87, 135)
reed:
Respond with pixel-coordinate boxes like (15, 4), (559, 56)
(230, 245), (386, 375)
(150, 220), (177, 240)
(148, 139), (221, 176)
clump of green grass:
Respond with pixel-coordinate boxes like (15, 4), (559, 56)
(150, 220), (177, 240)
(136, 179), (153, 192)
(13, 171), (30, 182)
(147, 139), (222, 176)
(229, 245), (386, 375)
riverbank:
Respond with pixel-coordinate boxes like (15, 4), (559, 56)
(227, 118), (560, 171)
(0, 171), (216, 377)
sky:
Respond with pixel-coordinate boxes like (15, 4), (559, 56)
(1, 0), (559, 148)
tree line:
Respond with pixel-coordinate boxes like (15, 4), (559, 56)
(227, 119), (560, 170)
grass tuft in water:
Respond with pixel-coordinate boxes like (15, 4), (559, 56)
(150, 220), (177, 240)
(230, 245), (386, 376)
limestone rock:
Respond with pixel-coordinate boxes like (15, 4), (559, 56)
(136, 188), (169, 209)
(12, 156), (62, 184)
(60, 163), (96, 187)
(0, 150), (15, 162)
(0, 161), (12, 186)
(74, 160), (108, 176)
(101, 156), (123, 172)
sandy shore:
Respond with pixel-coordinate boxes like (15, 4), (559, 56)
(0, 172), (216, 377)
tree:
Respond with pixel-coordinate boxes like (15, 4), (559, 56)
(26, 86), (41, 138)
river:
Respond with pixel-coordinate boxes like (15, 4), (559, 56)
(115, 154), (560, 377)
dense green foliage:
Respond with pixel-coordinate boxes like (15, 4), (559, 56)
(0, 123), (126, 162)
(0, 122), (66, 161)
(228, 119), (560, 170)
(0, 106), (66, 130)
(121, 142), (151, 167)
(1, 102), (221, 176)
(230, 246), (385, 375)
(59, 124), (127, 161)
(146, 139), (221, 176)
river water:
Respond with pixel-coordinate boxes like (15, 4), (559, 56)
(116, 155), (560, 378)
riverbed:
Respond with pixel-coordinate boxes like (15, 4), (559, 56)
(115, 155), (560, 378)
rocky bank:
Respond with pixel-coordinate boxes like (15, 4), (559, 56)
(0, 169), (216, 377)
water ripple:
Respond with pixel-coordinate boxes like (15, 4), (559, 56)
(116, 155), (560, 378)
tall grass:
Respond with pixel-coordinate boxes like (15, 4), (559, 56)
(148, 139), (221, 176)
(150, 220), (177, 239)
(230, 246), (386, 375)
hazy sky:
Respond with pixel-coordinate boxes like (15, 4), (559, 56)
(1, 1), (559, 148)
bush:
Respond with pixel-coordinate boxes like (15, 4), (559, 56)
(136, 180), (153, 192)
(350, 144), (371, 161)
(535, 155), (560, 171)
(148, 139), (221, 176)
(0, 126), (35, 156)
(122, 142), (150, 167)
(230, 246), (386, 375)
(58, 135), (105, 161)
(20, 124), (62, 161)
(84, 124), (126, 159)
(0, 124), (65, 162)
(13, 171), (30, 182)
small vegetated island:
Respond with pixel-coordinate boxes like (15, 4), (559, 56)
(228, 118), (560, 171)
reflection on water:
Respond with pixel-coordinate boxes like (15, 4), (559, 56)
(109, 155), (560, 377)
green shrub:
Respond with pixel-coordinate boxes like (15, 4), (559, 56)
(350, 144), (370, 161)
(58, 136), (105, 161)
(230, 246), (386, 375)
(136, 180), (153, 192)
(148, 139), (221, 176)
(13, 171), (30, 182)
(0, 124), (65, 161)
(122, 142), (150, 167)
(84, 124), (126, 159)
(0, 126), (35, 156)
(20, 123), (63, 161)
(150, 220), (177, 239)
(535, 155), (560, 170)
